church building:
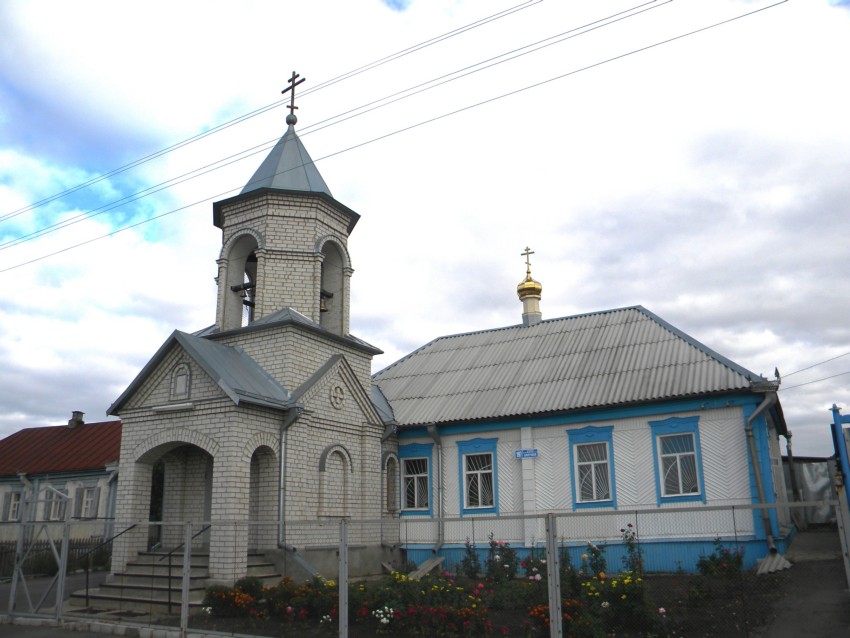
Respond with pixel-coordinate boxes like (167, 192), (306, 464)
(105, 78), (792, 586)
(108, 80), (395, 584)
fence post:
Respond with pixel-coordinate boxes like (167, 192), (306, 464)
(8, 514), (27, 615)
(55, 518), (71, 621)
(180, 522), (192, 635)
(339, 519), (349, 638)
(833, 475), (850, 590)
(545, 513), (563, 638)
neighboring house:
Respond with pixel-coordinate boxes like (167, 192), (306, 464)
(0, 413), (121, 542)
(372, 268), (793, 572)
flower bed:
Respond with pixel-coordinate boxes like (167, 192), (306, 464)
(190, 529), (785, 637)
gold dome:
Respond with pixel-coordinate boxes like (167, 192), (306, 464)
(517, 247), (542, 299)
(517, 273), (543, 299)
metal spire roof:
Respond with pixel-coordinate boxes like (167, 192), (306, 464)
(240, 114), (332, 196)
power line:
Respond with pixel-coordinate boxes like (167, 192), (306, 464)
(0, 0), (787, 273)
(0, 0), (662, 253)
(781, 352), (850, 379)
(780, 370), (850, 392)
(0, 0), (541, 227)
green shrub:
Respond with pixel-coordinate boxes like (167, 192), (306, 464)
(485, 533), (518, 583)
(697, 538), (744, 578)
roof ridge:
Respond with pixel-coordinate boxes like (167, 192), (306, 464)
(372, 306), (646, 379)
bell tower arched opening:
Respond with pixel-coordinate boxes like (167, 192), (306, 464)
(220, 234), (259, 331)
(320, 240), (345, 335)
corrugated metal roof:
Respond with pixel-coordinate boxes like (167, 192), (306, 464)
(0, 421), (121, 477)
(193, 307), (382, 356)
(372, 306), (763, 426)
(240, 124), (331, 196)
(176, 332), (291, 409)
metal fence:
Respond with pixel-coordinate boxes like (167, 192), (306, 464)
(1, 499), (847, 638)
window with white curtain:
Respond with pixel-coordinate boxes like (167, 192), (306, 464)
(649, 416), (704, 504)
(463, 452), (494, 509)
(659, 433), (699, 496)
(576, 442), (611, 502)
(402, 458), (429, 510)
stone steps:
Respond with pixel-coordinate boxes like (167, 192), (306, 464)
(66, 549), (282, 615)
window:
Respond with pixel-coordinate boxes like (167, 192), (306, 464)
(3, 492), (22, 521)
(384, 455), (399, 514)
(43, 489), (68, 521)
(398, 443), (433, 516)
(660, 434), (698, 496)
(567, 426), (616, 509)
(403, 458), (429, 510)
(577, 443), (610, 501)
(74, 486), (100, 519)
(170, 363), (191, 401)
(464, 453), (494, 509)
(9, 492), (21, 521)
(650, 416), (705, 504)
(457, 438), (498, 515)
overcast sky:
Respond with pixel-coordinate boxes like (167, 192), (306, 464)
(1, 0), (849, 457)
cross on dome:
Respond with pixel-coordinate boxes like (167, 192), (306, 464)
(282, 71), (306, 125)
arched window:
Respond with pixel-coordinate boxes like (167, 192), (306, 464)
(318, 444), (352, 518)
(221, 234), (259, 330)
(319, 241), (344, 335)
(384, 454), (399, 514)
(170, 364), (191, 401)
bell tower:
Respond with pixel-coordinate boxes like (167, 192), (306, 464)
(211, 74), (359, 336)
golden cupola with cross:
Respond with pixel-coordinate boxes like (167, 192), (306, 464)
(211, 73), (358, 337)
(517, 246), (543, 326)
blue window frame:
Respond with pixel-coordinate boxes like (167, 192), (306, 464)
(399, 443), (433, 516)
(567, 426), (616, 510)
(457, 438), (498, 515)
(649, 416), (706, 504)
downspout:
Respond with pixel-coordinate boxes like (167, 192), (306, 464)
(426, 423), (444, 552)
(278, 404), (304, 549)
(785, 431), (801, 501)
(745, 392), (778, 553)
(17, 472), (32, 494)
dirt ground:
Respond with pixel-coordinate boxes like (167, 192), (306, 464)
(752, 527), (850, 637)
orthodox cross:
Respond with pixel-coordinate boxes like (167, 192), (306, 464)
(281, 71), (306, 115)
(521, 246), (535, 273)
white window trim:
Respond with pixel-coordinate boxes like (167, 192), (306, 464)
(575, 441), (611, 503)
(462, 452), (494, 510)
(402, 457), (430, 511)
(658, 432), (699, 497)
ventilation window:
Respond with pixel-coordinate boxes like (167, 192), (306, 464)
(171, 364), (191, 401)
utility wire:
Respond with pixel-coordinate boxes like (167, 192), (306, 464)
(0, 1), (665, 251)
(781, 352), (850, 379)
(0, 0), (787, 273)
(0, 0), (541, 226)
(780, 370), (850, 392)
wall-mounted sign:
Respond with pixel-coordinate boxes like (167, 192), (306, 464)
(515, 448), (538, 459)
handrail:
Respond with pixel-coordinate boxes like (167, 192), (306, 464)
(157, 524), (211, 614)
(77, 523), (137, 608)
(78, 522), (138, 562)
(156, 523), (211, 562)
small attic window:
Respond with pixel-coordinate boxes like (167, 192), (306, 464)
(171, 364), (191, 401)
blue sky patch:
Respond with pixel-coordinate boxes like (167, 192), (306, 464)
(381, 0), (412, 11)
